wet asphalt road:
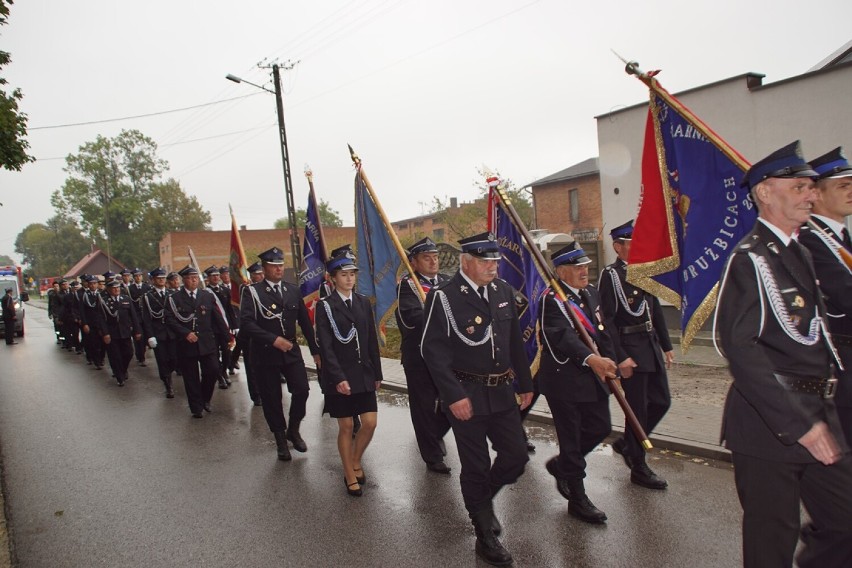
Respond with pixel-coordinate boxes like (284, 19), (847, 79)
(0, 307), (743, 567)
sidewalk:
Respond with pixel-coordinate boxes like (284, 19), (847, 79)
(300, 340), (732, 462)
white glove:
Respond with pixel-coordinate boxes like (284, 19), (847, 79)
(148, 337), (158, 349)
(233, 328), (239, 336)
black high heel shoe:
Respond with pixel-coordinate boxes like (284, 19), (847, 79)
(345, 478), (362, 497)
(353, 467), (366, 485)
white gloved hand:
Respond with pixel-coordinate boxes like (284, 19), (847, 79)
(147, 337), (158, 349)
(232, 328), (239, 337)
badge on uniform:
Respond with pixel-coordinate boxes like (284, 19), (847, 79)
(627, 298), (634, 305)
(790, 315), (802, 326)
(474, 316), (482, 324)
(498, 301), (508, 308)
(490, 283), (497, 291)
(460, 285), (469, 294)
(792, 295), (805, 308)
(466, 326), (475, 334)
(598, 324), (605, 331)
(768, 242), (780, 254)
(200, 306), (207, 314)
(271, 304), (277, 310)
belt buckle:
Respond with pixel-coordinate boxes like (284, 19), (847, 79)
(486, 375), (500, 387)
(823, 378), (838, 399)
(644, 321), (652, 332)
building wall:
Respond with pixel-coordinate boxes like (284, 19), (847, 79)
(160, 227), (356, 273)
(596, 64), (852, 266)
(391, 197), (488, 245)
(532, 173), (602, 240)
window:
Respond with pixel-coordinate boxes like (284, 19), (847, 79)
(433, 228), (444, 241)
(569, 189), (579, 223)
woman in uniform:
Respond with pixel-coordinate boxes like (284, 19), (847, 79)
(314, 246), (383, 496)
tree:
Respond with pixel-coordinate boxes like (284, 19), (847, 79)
(50, 130), (211, 269)
(0, 0), (34, 171)
(274, 199), (343, 229)
(0, 254), (14, 265)
(14, 217), (91, 277)
(429, 168), (534, 243)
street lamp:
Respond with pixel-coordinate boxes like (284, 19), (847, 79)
(226, 62), (302, 271)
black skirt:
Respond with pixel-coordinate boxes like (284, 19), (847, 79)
(324, 390), (378, 418)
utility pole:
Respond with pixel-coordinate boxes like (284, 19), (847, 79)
(266, 60), (301, 271)
(227, 59), (302, 272)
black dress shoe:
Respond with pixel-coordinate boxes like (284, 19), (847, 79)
(192, 411), (203, 419)
(426, 461), (451, 475)
(138, 361), (146, 367)
(233, 362), (240, 370)
(273, 431), (291, 461)
(471, 509), (512, 566)
(568, 493), (608, 524)
(165, 389), (175, 399)
(526, 440), (536, 453)
(203, 403), (212, 413)
(631, 462), (668, 490)
(117, 379), (125, 387)
(345, 479), (362, 497)
(228, 369), (235, 376)
(286, 428), (308, 453)
(545, 457), (572, 501)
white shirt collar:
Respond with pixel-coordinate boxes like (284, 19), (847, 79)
(560, 280), (582, 297)
(336, 290), (353, 302)
(459, 269), (486, 297)
(758, 218), (796, 246)
(812, 214), (847, 238)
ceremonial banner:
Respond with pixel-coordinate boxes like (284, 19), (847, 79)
(228, 206), (250, 308)
(354, 171), (402, 346)
(628, 84), (755, 348)
(187, 246), (205, 289)
(488, 187), (545, 373)
(299, 187), (328, 324)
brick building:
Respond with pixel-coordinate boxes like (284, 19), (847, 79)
(391, 197), (488, 246)
(159, 227), (356, 276)
(528, 157), (603, 242)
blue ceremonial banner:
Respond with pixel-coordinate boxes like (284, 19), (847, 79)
(629, 88), (756, 348)
(490, 190), (545, 373)
(299, 188), (327, 324)
(354, 172), (402, 346)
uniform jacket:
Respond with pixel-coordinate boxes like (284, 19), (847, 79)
(799, 216), (852, 408)
(209, 284), (237, 329)
(717, 221), (847, 462)
(165, 288), (229, 358)
(395, 271), (450, 369)
(239, 279), (318, 368)
(47, 290), (62, 319)
(128, 282), (151, 315)
(141, 288), (174, 341)
(97, 293), (142, 340)
(61, 290), (79, 322)
(315, 291), (382, 394)
(536, 281), (617, 403)
(78, 290), (103, 332)
(598, 258), (672, 372)
(421, 272), (534, 416)
(1, 294), (15, 321)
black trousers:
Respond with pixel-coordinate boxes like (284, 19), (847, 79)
(63, 320), (80, 350)
(255, 358), (310, 433)
(104, 338), (133, 381)
(82, 327), (103, 363)
(622, 369), (671, 460)
(732, 452), (852, 568)
(447, 404), (529, 514)
(546, 396), (611, 480)
(151, 338), (177, 380)
(403, 364), (451, 464)
(217, 339), (231, 377)
(3, 319), (14, 343)
(178, 352), (220, 414)
(133, 335), (147, 363)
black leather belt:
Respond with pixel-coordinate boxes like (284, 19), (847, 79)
(832, 333), (852, 347)
(620, 321), (653, 335)
(453, 369), (515, 386)
(774, 373), (837, 398)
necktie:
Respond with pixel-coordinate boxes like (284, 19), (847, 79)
(477, 286), (489, 308)
(345, 298), (352, 309)
(843, 228), (851, 250)
(273, 284), (281, 299)
(430, 278), (438, 286)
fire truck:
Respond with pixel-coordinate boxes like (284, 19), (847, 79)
(0, 265), (29, 337)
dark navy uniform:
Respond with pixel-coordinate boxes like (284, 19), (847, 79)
(239, 248), (319, 455)
(421, 232), (533, 566)
(47, 285), (63, 343)
(598, 222), (673, 483)
(799, 147), (852, 446)
(717, 142), (852, 568)
(128, 269), (151, 365)
(237, 261), (264, 405)
(97, 281), (142, 386)
(165, 268), (230, 417)
(395, 242), (452, 470)
(78, 277), (105, 368)
(205, 265), (236, 387)
(141, 271), (177, 398)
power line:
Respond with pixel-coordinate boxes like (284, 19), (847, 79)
(28, 93), (264, 130)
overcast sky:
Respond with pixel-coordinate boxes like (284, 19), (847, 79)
(1, 0), (850, 264)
